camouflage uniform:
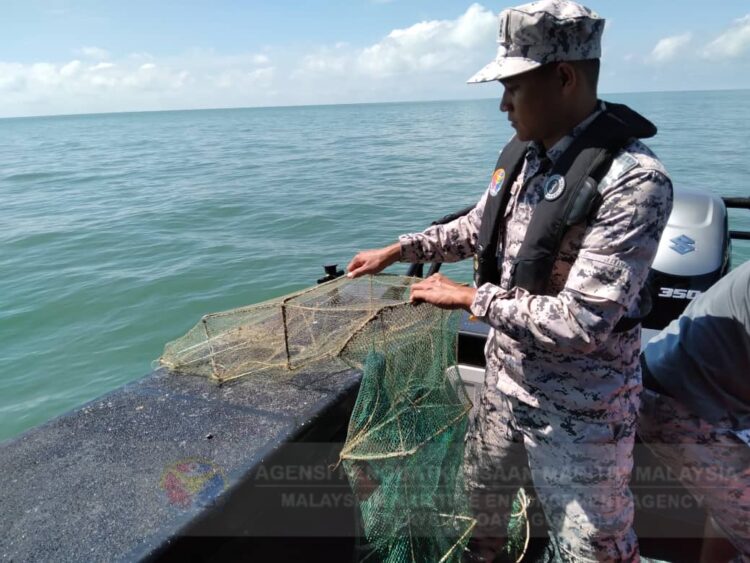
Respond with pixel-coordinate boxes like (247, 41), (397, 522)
(398, 1), (673, 559)
(638, 389), (750, 561)
(399, 101), (673, 561)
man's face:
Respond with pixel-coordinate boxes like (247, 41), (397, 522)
(499, 64), (564, 144)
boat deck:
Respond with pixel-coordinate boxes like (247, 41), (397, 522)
(0, 365), (361, 562)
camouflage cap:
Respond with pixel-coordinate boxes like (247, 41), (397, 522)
(467, 0), (604, 84)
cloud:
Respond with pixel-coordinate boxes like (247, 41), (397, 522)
(703, 14), (750, 59)
(90, 62), (115, 71)
(215, 66), (275, 89)
(0, 63), (26, 92)
(0, 4), (499, 117)
(299, 49), (350, 76)
(282, 4), (499, 107)
(77, 46), (111, 60)
(357, 4), (495, 77)
(648, 33), (692, 64)
(60, 60), (82, 77)
(0, 50), (275, 116)
(292, 3), (496, 82)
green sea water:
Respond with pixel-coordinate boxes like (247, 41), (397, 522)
(1, 90), (749, 442)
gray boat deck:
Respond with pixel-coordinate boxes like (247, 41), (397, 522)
(0, 364), (361, 562)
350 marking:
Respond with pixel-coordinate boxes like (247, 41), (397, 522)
(658, 287), (702, 300)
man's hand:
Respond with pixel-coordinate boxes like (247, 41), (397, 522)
(409, 273), (476, 311)
(347, 243), (401, 279)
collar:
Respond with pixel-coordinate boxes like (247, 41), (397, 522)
(526, 100), (606, 166)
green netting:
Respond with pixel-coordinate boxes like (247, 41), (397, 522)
(157, 275), (475, 561)
(338, 302), (475, 562)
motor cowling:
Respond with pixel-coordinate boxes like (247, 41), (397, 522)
(642, 188), (730, 330)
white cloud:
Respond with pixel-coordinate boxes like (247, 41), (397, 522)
(0, 63), (25, 92)
(90, 62), (115, 71)
(0, 48), (280, 117)
(283, 4), (499, 107)
(291, 3), (496, 84)
(215, 66), (275, 89)
(77, 46), (111, 60)
(648, 33), (692, 64)
(60, 60), (82, 77)
(30, 63), (61, 86)
(357, 3), (495, 77)
(703, 14), (750, 59)
(0, 5), (499, 117)
(301, 53), (349, 75)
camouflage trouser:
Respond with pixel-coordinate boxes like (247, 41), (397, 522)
(638, 389), (750, 561)
(465, 369), (639, 562)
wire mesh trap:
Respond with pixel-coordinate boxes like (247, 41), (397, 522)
(157, 274), (476, 561)
(159, 275), (418, 383)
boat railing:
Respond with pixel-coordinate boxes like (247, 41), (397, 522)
(724, 196), (750, 240)
(405, 204), (474, 278)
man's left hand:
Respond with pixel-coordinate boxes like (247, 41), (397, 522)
(409, 273), (476, 311)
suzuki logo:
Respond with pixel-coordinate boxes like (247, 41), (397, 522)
(669, 235), (696, 255)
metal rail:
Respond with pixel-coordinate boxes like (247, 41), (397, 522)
(406, 205), (474, 278)
(723, 197), (750, 240)
(723, 196), (750, 210)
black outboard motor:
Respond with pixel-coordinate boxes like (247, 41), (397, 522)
(642, 187), (731, 331)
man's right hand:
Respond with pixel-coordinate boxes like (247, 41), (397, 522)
(346, 243), (402, 279)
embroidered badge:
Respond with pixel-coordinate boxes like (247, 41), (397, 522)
(489, 168), (506, 196)
(544, 175), (566, 201)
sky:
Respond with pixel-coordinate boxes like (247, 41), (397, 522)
(1, 0), (749, 118)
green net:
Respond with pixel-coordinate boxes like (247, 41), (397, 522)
(338, 298), (475, 562)
(157, 275), (475, 561)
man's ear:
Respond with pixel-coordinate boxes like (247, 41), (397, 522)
(556, 62), (577, 92)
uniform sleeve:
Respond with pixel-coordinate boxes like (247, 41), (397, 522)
(398, 188), (489, 264)
(470, 168), (673, 353)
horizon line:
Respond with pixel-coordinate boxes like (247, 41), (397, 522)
(2, 86), (748, 121)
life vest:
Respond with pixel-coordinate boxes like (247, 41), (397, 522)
(474, 102), (657, 332)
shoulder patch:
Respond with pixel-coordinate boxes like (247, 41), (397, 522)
(598, 151), (640, 191)
(609, 153), (638, 181)
(623, 139), (669, 176)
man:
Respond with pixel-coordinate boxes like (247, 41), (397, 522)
(639, 262), (750, 563)
(347, 1), (673, 560)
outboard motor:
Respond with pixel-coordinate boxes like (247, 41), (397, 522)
(642, 187), (731, 330)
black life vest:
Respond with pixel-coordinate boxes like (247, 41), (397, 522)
(474, 102), (657, 332)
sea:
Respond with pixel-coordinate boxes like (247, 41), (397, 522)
(1, 90), (749, 442)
